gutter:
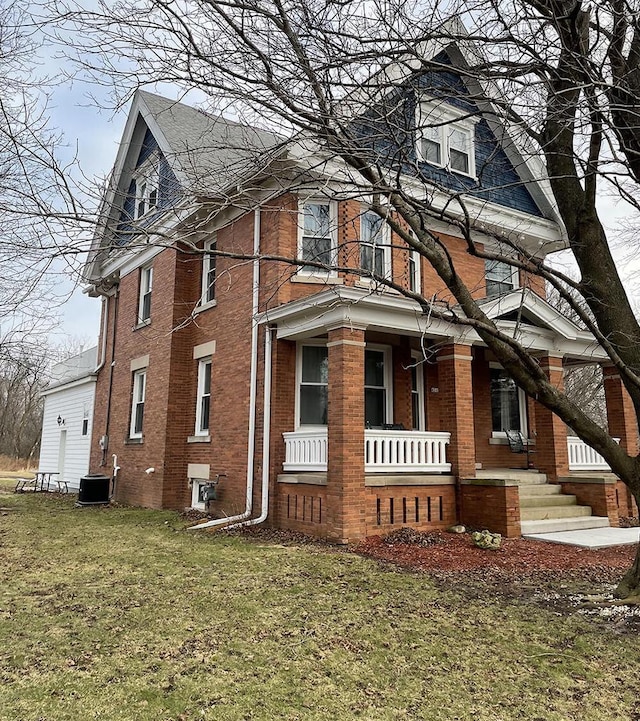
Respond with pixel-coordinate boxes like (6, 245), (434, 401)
(189, 208), (271, 531)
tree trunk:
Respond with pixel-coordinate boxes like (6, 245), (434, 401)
(614, 489), (640, 599)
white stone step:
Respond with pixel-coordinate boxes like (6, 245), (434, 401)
(476, 469), (547, 484)
(518, 484), (563, 497)
(520, 494), (578, 508)
(521, 516), (610, 535)
(520, 504), (593, 521)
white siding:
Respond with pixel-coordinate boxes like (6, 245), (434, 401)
(39, 378), (97, 491)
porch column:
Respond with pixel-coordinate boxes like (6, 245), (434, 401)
(325, 325), (366, 542)
(535, 355), (569, 481)
(437, 343), (475, 478)
(603, 366), (639, 456)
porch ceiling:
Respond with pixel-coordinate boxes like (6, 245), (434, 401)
(258, 286), (607, 362)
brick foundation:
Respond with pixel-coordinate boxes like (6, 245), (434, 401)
(460, 481), (521, 537)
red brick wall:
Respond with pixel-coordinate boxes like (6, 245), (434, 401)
(276, 484), (328, 535)
(326, 326), (366, 542)
(460, 483), (521, 537)
(560, 481), (619, 526)
(365, 485), (456, 536)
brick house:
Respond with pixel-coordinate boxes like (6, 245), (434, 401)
(84, 60), (638, 542)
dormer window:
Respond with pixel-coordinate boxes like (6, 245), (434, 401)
(417, 100), (478, 178)
(133, 156), (159, 219)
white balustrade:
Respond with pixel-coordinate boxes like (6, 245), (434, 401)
(283, 430), (328, 472)
(364, 430), (451, 472)
(283, 429), (451, 473)
(567, 436), (615, 471)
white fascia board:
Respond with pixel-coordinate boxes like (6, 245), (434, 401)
(41, 374), (97, 397)
(260, 285), (607, 362)
(479, 288), (581, 340)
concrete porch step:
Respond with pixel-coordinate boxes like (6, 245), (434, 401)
(520, 504), (593, 521)
(518, 484), (563, 497)
(476, 469), (547, 484)
(520, 494), (578, 508)
(521, 516), (610, 535)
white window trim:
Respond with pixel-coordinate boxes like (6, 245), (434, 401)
(485, 258), (519, 297)
(133, 155), (159, 220)
(138, 266), (153, 324)
(295, 340), (328, 430)
(359, 208), (392, 280)
(195, 358), (212, 436)
(191, 478), (209, 511)
(200, 237), (217, 308)
(410, 350), (426, 431)
(297, 198), (338, 277)
(365, 344), (393, 427)
(416, 99), (479, 179)
(488, 362), (528, 441)
(408, 247), (421, 294)
(130, 369), (147, 439)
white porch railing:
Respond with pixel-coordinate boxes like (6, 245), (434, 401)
(283, 429), (451, 473)
(567, 436), (614, 471)
(283, 430), (328, 472)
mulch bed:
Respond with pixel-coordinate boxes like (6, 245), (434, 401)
(353, 531), (637, 578)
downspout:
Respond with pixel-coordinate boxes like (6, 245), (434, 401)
(189, 208), (263, 531)
(225, 323), (273, 529)
(94, 295), (109, 374)
(101, 287), (120, 467)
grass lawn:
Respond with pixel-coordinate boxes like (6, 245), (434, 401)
(1, 478), (639, 721)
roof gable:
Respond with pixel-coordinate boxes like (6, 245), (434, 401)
(478, 288), (582, 340)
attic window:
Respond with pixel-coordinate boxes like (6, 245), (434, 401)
(416, 100), (478, 178)
(133, 156), (159, 220)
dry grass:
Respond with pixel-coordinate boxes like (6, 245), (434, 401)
(1, 488), (640, 720)
(0, 454), (35, 473)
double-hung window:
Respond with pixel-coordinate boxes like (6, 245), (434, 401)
(138, 266), (153, 323)
(201, 238), (217, 306)
(299, 200), (335, 273)
(298, 344), (328, 426)
(81, 404), (90, 437)
(130, 369), (146, 439)
(417, 100), (478, 177)
(490, 367), (527, 436)
(195, 358), (212, 435)
(408, 249), (421, 293)
(360, 210), (390, 278)
(134, 157), (159, 219)
(410, 351), (426, 431)
(365, 347), (392, 428)
(485, 259), (517, 297)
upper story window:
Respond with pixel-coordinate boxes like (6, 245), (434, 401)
(485, 259), (517, 297)
(81, 403), (90, 437)
(360, 209), (391, 279)
(298, 199), (336, 274)
(134, 157), (159, 219)
(417, 100), (478, 178)
(138, 266), (153, 324)
(201, 238), (217, 306)
(408, 248), (421, 294)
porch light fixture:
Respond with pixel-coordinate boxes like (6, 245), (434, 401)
(57, 415), (65, 426)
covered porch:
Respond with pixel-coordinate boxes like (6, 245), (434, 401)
(262, 286), (638, 541)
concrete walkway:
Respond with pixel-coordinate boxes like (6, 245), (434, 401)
(524, 527), (640, 549)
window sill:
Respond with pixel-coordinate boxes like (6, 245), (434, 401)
(187, 435), (211, 443)
(194, 300), (217, 315)
(291, 274), (343, 285)
(125, 437), (144, 445)
(355, 278), (397, 291)
(133, 319), (151, 330)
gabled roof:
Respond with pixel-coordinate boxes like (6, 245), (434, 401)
(477, 288), (583, 341)
(84, 91), (284, 283)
